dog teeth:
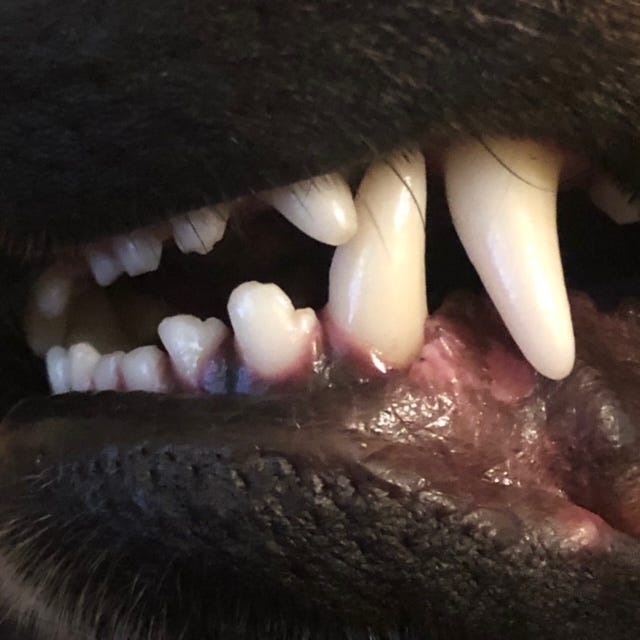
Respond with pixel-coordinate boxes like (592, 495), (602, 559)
(589, 173), (640, 224)
(445, 138), (575, 380)
(327, 151), (428, 370)
(31, 264), (76, 318)
(261, 174), (358, 245)
(92, 352), (125, 391)
(84, 243), (125, 286)
(112, 228), (163, 277)
(121, 346), (173, 393)
(45, 346), (71, 395)
(68, 343), (101, 392)
(171, 205), (230, 255)
(228, 281), (320, 380)
(158, 315), (229, 389)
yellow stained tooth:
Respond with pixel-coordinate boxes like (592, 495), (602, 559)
(327, 150), (428, 369)
(445, 138), (575, 380)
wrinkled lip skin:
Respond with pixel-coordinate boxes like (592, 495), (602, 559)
(2, 1), (640, 639)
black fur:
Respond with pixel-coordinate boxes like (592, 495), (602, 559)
(1, 2), (640, 639)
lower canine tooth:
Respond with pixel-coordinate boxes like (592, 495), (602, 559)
(158, 315), (229, 389)
(112, 228), (162, 277)
(170, 205), (230, 255)
(327, 150), (428, 370)
(261, 174), (358, 246)
(589, 173), (640, 224)
(121, 346), (173, 392)
(228, 281), (320, 380)
(68, 343), (101, 392)
(45, 346), (71, 394)
(444, 138), (575, 380)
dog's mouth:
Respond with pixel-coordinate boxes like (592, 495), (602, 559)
(3, 137), (640, 637)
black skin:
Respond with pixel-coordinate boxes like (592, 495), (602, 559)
(1, 1), (640, 639)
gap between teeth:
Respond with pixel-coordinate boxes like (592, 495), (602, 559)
(27, 137), (625, 393)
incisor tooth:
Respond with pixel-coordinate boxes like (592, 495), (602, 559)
(228, 281), (320, 380)
(261, 174), (358, 245)
(84, 244), (124, 286)
(46, 346), (70, 395)
(112, 228), (162, 277)
(589, 173), (640, 225)
(444, 138), (574, 380)
(68, 343), (101, 392)
(31, 264), (75, 318)
(92, 351), (125, 391)
(327, 151), (428, 370)
(170, 205), (230, 255)
(158, 315), (229, 389)
(121, 346), (173, 393)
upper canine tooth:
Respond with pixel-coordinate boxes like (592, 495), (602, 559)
(158, 314), (229, 389)
(228, 281), (320, 380)
(260, 174), (358, 246)
(589, 173), (640, 224)
(112, 228), (163, 277)
(327, 151), (428, 370)
(170, 205), (230, 255)
(444, 138), (574, 380)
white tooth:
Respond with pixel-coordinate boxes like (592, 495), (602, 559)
(589, 173), (640, 224)
(170, 205), (230, 255)
(92, 351), (125, 391)
(31, 264), (75, 318)
(84, 244), (125, 286)
(444, 138), (575, 380)
(261, 174), (358, 245)
(24, 301), (67, 357)
(327, 151), (428, 370)
(158, 315), (229, 388)
(66, 289), (132, 353)
(68, 342), (101, 392)
(45, 346), (71, 395)
(120, 346), (173, 393)
(228, 281), (320, 379)
(112, 228), (162, 277)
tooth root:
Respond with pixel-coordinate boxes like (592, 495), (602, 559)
(261, 174), (358, 246)
(112, 228), (162, 277)
(84, 244), (125, 286)
(68, 343), (101, 392)
(45, 346), (71, 394)
(66, 289), (132, 353)
(589, 173), (640, 225)
(92, 351), (125, 391)
(444, 138), (575, 380)
(228, 281), (320, 380)
(327, 151), (428, 369)
(170, 205), (230, 255)
(120, 346), (173, 393)
(158, 315), (229, 389)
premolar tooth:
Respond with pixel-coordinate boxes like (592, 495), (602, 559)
(84, 244), (125, 286)
(261, 174), (358, 245)
(327, 151), (428, 369)
(45, 346), (70, 394)
(158, 315), (229, 389)
(92, 351), (125, 391)
(121, 346), (173, 392)
(68, 343), (101, 392)
(170, 205), (230, 255)
(228, 281), (320, 379)
(589, 173), (640, 224)
(444, 138), (574, 380)
(112, 228), (162, 277)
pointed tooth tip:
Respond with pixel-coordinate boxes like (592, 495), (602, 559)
(327, 150), (428, 369)
(444, 137), (574, 381)
(262, 174), (358, 246)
